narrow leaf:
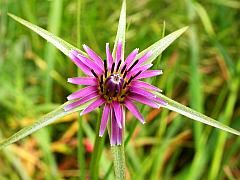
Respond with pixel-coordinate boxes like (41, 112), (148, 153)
(112, 0), (126, 58)
(0, 101), (91, 150)
(138, 26), (188, 64)
(156, 93), (240, 136)
(8, 13), (85, 56)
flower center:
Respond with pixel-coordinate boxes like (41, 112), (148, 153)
(90, 59), (142, 103)
(104, 74), (124, 98)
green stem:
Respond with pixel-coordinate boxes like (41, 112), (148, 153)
(76, 0), (85, 179)
(78, 117), (85, 180)
(111, 145), (126, 180)
(90, 109), (105, 180)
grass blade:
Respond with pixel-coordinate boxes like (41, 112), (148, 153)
(0, 101), (91, 150)
(8, 13), (84, 56)
(156, 92), (240, 136)
(186, 0), (206, 179)
(138, 26), (188, 64)
(44, 0), (63, 102)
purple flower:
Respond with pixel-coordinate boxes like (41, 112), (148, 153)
(64, 41), (167, 146)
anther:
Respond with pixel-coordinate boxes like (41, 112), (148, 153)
(127, 71), (142, 85)
(116, 60), (122, 72)
(127, 76), (134, 84)
(111, 62), (115, 74)
(123, 83), (127, 89)
(127, 60), (139, 72)
(123, 70), (128, 79)
(104, 60), (108, 78)
(133, 70), (142, 79)
(91, 69), (98, 78)
(121, 64), (127, 74)
(100, 75), (104, 84)
(100, 85), (104, 92)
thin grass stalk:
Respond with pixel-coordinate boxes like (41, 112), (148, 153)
(40, 0), (63, 179)
(90, 109), (105, 180)
(76, 0), (86, 179)
(186, 0), (206, 179)
(208, 60), (240, 180)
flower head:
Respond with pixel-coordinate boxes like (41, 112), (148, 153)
(64, 41), (167, 146)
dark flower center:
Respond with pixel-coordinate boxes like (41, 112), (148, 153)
(105, 74), (124, 98)
(91, 59), (141, 102)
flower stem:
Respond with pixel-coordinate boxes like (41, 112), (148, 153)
(90, 109), (105, 180)
(111, 145), (126, 180)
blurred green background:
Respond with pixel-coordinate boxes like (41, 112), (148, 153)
(0, 0), (240, 179)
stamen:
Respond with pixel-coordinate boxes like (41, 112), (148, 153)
(133, 70), (142, 79)
(121, 64), (127, 74)
(100, 84), (104, 92)
(127, 76), (134, 84)
(91, 69), (98, 78)
(128, 71), (142, 84)
(123, 70), (128, 79)
(116, 60), (122, 72)
(127, 60), (139, 72)
(104, 60), (108, 78)
(111, 62), (115, 74)
(104, 59), (107, 70)
(100, 75), (104, 84)
(123, 82), (127, 89)
(100, 75), (104, 92)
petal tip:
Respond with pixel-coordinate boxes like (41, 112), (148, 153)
(63, 106), (69, 111)
(80, 111), (84, 116)
(67, 95), (73, 101)
(82, 44), (88, 49)
(67, 78), (72, 83)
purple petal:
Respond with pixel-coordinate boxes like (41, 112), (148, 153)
(124, 99), (145, 123)
(154, 97), (168, 106)
(67, 77), (97, 85)
(112, 101), (122, 128)
(117, 125), (122, 145)
(137, 50), (153, 65)
(129, 86), (156, 99)
(115, 41), (122, 65)
(80, 97), (105, 115)
(99, 104), (110, 136)
(83, 44), (104, 68)
(121, 106), (126, 127)
(67, 86), (98, 100)
(69, 50), (92, 76)
(77, 54), (103, 74)
(131, 80), (162, 92)
(110, 108), (123, 146)
(128, 93), (160, 108)
(136, 70), (163, 79)
(127, 64), (152, 78)
(106, 43), (113, 70)
(111, 108), (117, 145)
(64, 92), (99, 111)
(124, 48), (139, 68)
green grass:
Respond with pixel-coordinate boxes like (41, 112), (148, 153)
(0, 0), (240, 179)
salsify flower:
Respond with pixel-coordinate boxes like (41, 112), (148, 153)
(64, 41), (167, 145)
(2, 2), (239, 153)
